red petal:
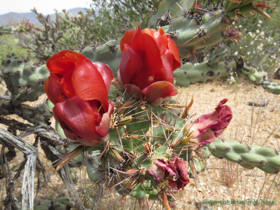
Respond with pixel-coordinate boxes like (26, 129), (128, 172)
(157, 49), (175, 83)
(196, 129), (216, 146)
(58, 70), (76, 98)
(174, 157), (189, 190)
(44, 75), (66, 104)
(72, 59), (109, 111)
(53, 106), (82, 141)
(147, 163), (165, 182)
(53, 96), (102, 145)
(46, 50), (86, 76)
(155, 160), (177, 177)
(120, 45), (142, 85)
(120, 27), (138, 52)
(143, 27), (168, 56)
(142, 81), (178, 105)
(167, 36), (181, 70)
(132, 33), (163, 89)
(94, 62), (114, 94)
(191, 99), (232, 145)
(124, 84), (142, 100)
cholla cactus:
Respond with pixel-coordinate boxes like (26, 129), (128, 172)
(1, 0), (279, 209)
(14, 19), (34, 33)
(43, 26), (233, 209)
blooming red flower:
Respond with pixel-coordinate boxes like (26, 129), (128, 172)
(148, 157), (189, 191)
(119, 26), (181, 105)
(44, 50), (114, 146)
(182, 99), (232, 148)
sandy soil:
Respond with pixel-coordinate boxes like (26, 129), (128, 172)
(1, 80), (280, 210)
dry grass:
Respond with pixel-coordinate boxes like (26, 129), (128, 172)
(1, 80), (280, 210)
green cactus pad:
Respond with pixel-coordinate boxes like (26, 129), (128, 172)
(82, 39), (122, 74)
(208, 139), (280, 174)
(262, 81), (280, 95)
(1, 54), (49, 105)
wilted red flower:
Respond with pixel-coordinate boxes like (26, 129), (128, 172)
(148, 157), (189, 191)
(119, 26), (181, 105)
(182, 99), (232, 148)
(44, 50), (114, 146)
(227, 29), (243, 40)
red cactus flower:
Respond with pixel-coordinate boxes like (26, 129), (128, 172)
(148, 157), (189, 191)
(44, 50), (114, 146)
(119, 26), (181, 105)
(182, 99), (232, 148)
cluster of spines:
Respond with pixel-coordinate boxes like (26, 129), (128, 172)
(79, 98), (211, 202)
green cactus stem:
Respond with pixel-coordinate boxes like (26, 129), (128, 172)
(262, 81), (280, 95)
(1, 54), (49, 105)
(208, 139), (280, 174)
(0, 26), (14, 35)
(0, 97), (52, 124)
(161, 9), (231, 59)
(148, 0), (196, 27)
(234, 56), (267, 85)
(224, 0), (272, 19)
(173, 47), (237, 87)
(34, 197), (75, 210)
(82, 39), (122, 74)
(188, 146), (211, 178)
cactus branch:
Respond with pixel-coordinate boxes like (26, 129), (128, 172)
(208, 139), (280, 174)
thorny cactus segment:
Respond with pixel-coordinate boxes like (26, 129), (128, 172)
(173, 55), (237, 87)
(262, 81), (280, 95)
(0, 26), (15, 35)
(1, 54), (49, 105)
(82, 40), (122, 74)
(238, 64), (267, 85)
(34, 197), (76, 210)
(14, 19), (34, 33)
(80, 94), (232, 209)
(148, 0), (196, 26)
(0, 98), (52, 124)
(208, 139), (280, 174)
(235, 57), (268, 85)
(161, 9), (231, 59)
(188, 146), (211, 178)
(224, 0), (274, 19)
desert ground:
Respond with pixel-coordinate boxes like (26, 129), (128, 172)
(1, 79), (280, 210)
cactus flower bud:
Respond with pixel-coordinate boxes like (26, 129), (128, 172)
(119, 26), (181, 105)
(44, 50), (114, 146)
(181, 99), (232, 148)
